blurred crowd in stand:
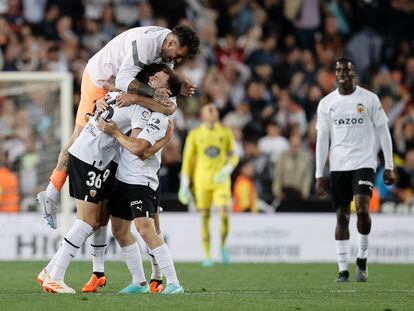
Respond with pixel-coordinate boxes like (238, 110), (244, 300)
(1, 0), (414, 213)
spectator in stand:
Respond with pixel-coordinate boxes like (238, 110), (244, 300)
(273, 133), (312, 201)
(0, 147), (20, 213)
(258, 121), (289, 164)
(233, 159), (258, 213)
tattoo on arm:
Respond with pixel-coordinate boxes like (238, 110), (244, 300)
(127, 79), (141, 94)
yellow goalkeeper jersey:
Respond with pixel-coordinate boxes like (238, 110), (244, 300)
(181, 123), (235, 187)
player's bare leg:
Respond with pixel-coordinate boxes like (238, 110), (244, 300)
(36, 124), (84, 229)
(335, 205), (350, 282)
(135, 217), (184, 294)
(42, 200), (99, 293)
(219, 205), (230, 265)
(354, 194), (371, 282)
(82, 201), (111, 293)
(111, 216), (148, 294)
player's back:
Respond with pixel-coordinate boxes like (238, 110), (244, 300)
(86, 26), (171, 87)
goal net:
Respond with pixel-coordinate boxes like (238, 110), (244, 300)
(0, 72), (73, 232)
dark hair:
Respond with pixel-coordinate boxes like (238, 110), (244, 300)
(135, 63), (181, 97)
(336, 57), (355, 67)
(172, 25), (200, 58)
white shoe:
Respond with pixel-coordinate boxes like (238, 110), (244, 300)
(42, 278), (76, 294)
(36, 191), (60, 229)
(37, 268), (49, 285)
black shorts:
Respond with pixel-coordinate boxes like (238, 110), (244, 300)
(103, 161), (118, 200)
(68, 153), (115, 204)
(108, 180), (157, 220)
(330, 168), (375, 209)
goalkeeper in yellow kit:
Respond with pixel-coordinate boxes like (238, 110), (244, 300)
(178, 100), (239, 267)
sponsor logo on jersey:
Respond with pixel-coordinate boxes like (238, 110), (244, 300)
(358, 180), (374, 188)
(85, 123), (98, 137)
(90, 188), (97, 197)
(204, 146), (220, 158)
(356, 103), (364, 113)
(151, 118), (161, 124)
(131, 200), (143, 211)
(333, 117), (364, 127)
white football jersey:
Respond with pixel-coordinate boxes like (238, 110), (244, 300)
(69, 103), (151, 170)
(115, 112), (169, 190)
(86, 26), (173, 90)
(316, 86), (388, 172)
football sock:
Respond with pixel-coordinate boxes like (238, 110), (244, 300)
(335, 239), (349, 272)
(357, 232), (369, 259)
(121, 243), (146, 285)
(91, 225), (107, 274)
(50, 169), (68, 192)
(49, 219), (93, 281)
(45, 245), (62, 273)
(150, 233), (164, 280)
(46, 182), (60, 202)
(220, 215), (229, 248)
(150, 243), (179, 286)
(201, 213), (211, 259)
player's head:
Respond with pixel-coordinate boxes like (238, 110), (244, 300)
(136, 63), (181, 96)
(335, 57), (356, 89)
(200, 98), (219, 123)
(162, 25), (200, 64)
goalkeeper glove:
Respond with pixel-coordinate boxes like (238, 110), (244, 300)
(213, 164), (234, 183)
(178, 175), (193, 205)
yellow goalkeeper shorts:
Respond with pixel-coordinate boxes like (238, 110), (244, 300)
(194, 183), (232, 209)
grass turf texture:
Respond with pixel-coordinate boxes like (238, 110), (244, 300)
(0, 262), (413, 311)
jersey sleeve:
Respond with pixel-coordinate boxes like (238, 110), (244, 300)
(371, 95), (389, 127)
(226, 128), (235, 153)
(315, 100), (330, 132)
(137, 112), (168, 145)
(115, 37), (158, 92)
(181, 130), (196, 176)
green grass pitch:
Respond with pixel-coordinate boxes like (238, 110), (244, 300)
(0, 261), (413, 310)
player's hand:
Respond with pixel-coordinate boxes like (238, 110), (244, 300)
(95, 97), (108, 112)
(316, 177), (327, 196)
(213, 164), (233, 184)
(116, 93), (136, 107)
(383, 169), (396, 185)
(178, 185), (193, 205)
(180, 79), (196, 97)
(160, 101), (177, 115)
(97, 117), (118, 136)
(153, 88), (172, 104)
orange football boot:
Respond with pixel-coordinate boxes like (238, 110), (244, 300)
(82, 274), (107, 293)
(149, 279), (164, 293)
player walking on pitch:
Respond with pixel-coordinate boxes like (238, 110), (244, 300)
(315, 57), (395, 282)
(178, 100), (239, 267)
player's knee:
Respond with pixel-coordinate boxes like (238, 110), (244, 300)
(356, 209), (370, 219)
(336, 212), (350, 226)
(137, 221), (155, 242)
(111, 225), (127, 242)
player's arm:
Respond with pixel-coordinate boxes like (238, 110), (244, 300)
(139, 120), (174, 160)
(178, 130), (196, 205)
(115, 92), (176, 115)
(213, 129), (239, 183)
(97, 118), (150, 156)
(315, 103), (330, 196)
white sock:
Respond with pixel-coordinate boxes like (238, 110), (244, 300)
(46, 182), (60, 201)
(150, 243), (179, 286)
(45, 245), (62, 273)
(121, 243), (146, 285)
(150, 233), (164, 280)
(49, 219), (93, 281)
(91, 225), (107, 273)
(357, 233), (369, 259)
(335, 239), (349, 272)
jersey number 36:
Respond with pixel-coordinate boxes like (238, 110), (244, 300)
(86, 169), (110, 189)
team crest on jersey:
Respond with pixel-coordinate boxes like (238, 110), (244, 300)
(356, 103), (364, 113)
(141, 110), (150, 120)
(205, 146), (220, 158)
(90, 188), (97, 197)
